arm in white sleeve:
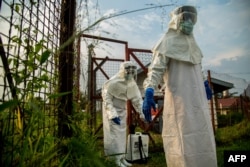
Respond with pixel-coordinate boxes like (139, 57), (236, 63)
(131, 93), (145, 119)
(201, 64), (207, 81)
(143, 52), (170, 89)
(127, 82), (145, 119)
(131, 98), (145, 119)
(102, 88), (118, 119)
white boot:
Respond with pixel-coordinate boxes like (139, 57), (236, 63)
(115, 159), (127, 167)
(121, 158), (132, 166)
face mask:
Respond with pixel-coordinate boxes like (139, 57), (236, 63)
(179, 20), (194, 35)
(125, 74), (134, 80)
(124, 66), (136, 80)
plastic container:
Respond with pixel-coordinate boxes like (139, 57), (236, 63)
(125, 132), (149, 162)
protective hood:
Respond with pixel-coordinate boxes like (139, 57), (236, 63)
(103, 61), (139, 101)
(116, 61), (137, 80)
(102, 61), (144, 119)
(152, 6), (202, 64)
(169, 5), (197, 31)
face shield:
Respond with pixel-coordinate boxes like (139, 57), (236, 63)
(169, 6), (197, 35)
(179, 12), (197, 25)
(119, 61), (137, 81)
(174, 6), (197, 15)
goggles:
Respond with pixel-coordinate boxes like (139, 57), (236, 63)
(179, 12), (197, 24)
(124, 65), (136, 70)
(174, 6), (197, 15)
(124, 65), (136, 75)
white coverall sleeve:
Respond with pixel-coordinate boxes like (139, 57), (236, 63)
(102, 88), (118, 119)
(202, 68), (208, 81)
(131, 93), (145, 119)
(127, 82), (145, 119)
(144, 53), (170, 89)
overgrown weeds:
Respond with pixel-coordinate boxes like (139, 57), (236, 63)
(0, 100), (114, 167)
(215, 119), (250, 144)
(215, 119), (250, 167)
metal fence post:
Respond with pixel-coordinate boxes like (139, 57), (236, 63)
(58, 0), (76, 138)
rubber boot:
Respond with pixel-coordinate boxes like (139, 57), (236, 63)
(121, 158), (132, 166)
(115, 159), (127, 167)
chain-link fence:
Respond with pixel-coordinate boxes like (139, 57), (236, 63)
(0, 0), (63, 165)
(78, 35), (155, 135)
(0, 0), (164, 165)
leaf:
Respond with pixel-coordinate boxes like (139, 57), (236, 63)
(35, 43), (43, 53)
(16, 106), (22, 130)
(48, 92), (72, 99)
(11, 35), (21, 44)
(40, 50), (51, 65)
(40, 74), (49, 81)
(14, 25), (20, 30)
(33, 29), (38, 34)
(15, 4), (20, 13)
(0, 99), (18, 112)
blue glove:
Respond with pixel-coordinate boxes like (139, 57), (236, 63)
(112, 117), (121, 125)
(204, 80), (212, 100)
(143, 87), (156, 122)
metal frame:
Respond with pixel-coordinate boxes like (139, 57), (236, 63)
(77, 34), (163, 145)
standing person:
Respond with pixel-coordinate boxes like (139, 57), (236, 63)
(102, 61), (149, 167)
(142, 6), (217, 167)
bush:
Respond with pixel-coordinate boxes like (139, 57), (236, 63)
(217, 111), (244, 128)
(215, 119), (250, 144)
(215, 119), (250, 167)
(0, 101), (113, 167)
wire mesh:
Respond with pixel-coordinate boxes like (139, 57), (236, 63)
(130, 51), (153, 67)
(0, 0), (61, 165)
(84, 39), (153, 131)
(94, 59), (123, 93)
(92, 51), (152, 96)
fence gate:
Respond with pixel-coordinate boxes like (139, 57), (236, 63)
(78, 34), (164, 144)
(78, 34), (128, 131)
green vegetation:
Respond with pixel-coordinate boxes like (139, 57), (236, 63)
(100, 117), (250, 167)
(215, 119), (250, 167)
(217, 111), (244, 128)
(0, 101), (115, 167)
(215, 119), (250, 144)
(1, 100), (249, 167)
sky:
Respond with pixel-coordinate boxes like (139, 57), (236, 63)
(78, 0), (250, 86)
(0, 0), (249, 96)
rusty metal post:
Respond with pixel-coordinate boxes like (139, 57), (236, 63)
(76, 37), (81, 104)
(58, 0), (76, 138)
(87, 44), (95, 129)
(207, 70), (215, 133)
(125, 42), (129, 61)
(126, 46), (133, 133)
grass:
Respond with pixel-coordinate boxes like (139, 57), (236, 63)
(215, 119), (250, 167)
(2, 106), (248, 167)
(95, 130), (166, 167)
(216, 139), (250, 167)
(95, 115), (250, 167)
(132, 132), (166, 167)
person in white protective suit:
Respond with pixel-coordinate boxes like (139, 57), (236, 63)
(142, 6), (217, 167)
(102, 61), (149, 167)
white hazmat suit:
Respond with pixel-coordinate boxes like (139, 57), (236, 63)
(143, 6), (217, 167)
(102, 61), (145, 167)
